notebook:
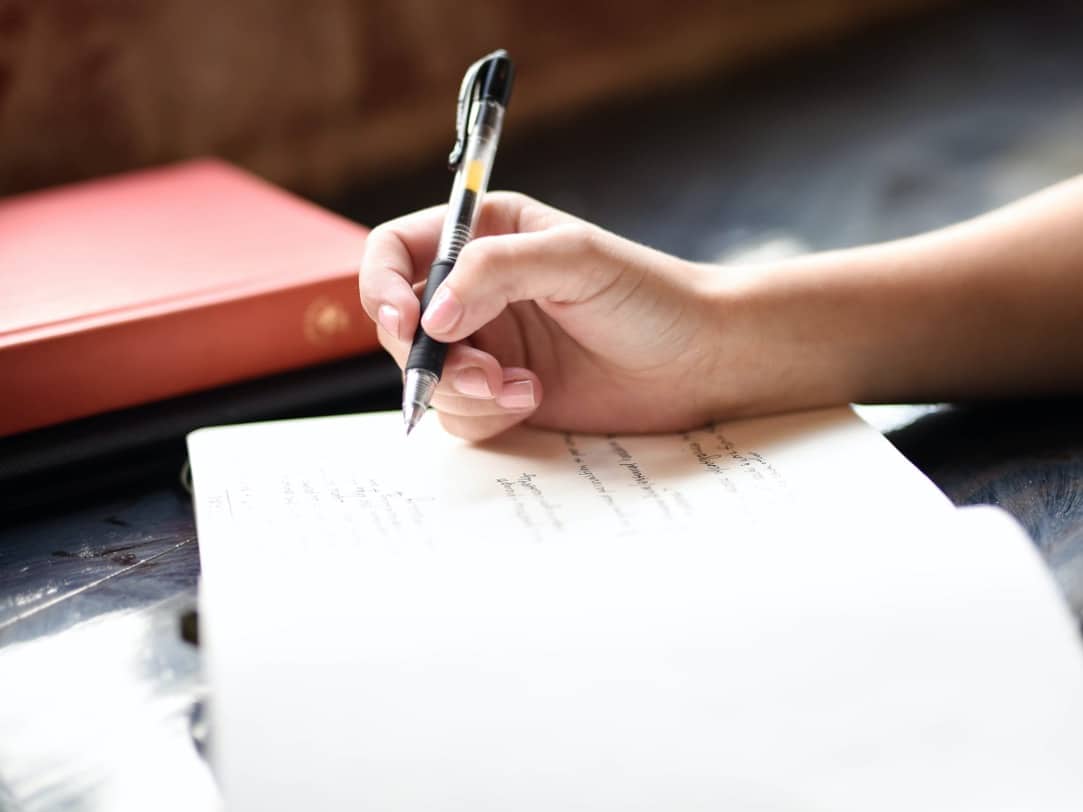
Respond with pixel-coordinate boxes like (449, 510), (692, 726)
(1, 159), (375, 436)
(188, 406), (1083, 810)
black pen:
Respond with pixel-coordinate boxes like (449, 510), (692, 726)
(402, 50), (515, 435)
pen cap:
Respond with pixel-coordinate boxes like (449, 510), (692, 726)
(477, 52), (514, 108)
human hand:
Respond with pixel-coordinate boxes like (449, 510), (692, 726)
(365, 176), (1083, 441)
(359, 193), (738, 440)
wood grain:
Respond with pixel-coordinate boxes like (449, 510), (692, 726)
(0, 0), (949, 198)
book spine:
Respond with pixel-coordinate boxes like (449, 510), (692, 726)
(3, 274), (380, 437)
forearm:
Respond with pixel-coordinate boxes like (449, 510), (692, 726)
(729, 176), (1083, 411)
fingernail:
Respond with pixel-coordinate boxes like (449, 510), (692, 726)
(497, 379), (536, 410)
(377, 304), (400, 339)
(422, 286), (463, 334)
(452, 367), (493, 398)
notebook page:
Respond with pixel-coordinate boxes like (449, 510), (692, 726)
(188, 407), (1083, 811)
(189, 406), (951, 555)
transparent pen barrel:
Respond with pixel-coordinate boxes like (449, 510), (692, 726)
(436, 102), (505, 262)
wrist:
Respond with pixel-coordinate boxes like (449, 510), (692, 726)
(698, 252), (884, 418)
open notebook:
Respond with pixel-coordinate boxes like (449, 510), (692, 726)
(188, 406), (1083, 811)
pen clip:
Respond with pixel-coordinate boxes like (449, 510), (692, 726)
(448, 50), (506, 171)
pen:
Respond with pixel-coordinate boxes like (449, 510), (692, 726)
(402, 50), (515, 435)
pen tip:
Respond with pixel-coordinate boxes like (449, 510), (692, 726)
(403, 402), (426, 436)
(402, 369), (437, 436)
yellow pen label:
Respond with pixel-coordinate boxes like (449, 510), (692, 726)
(464, 159), (485, 192)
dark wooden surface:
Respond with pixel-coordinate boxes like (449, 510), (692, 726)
(877, 402), (1083, 619)
(2, 2), (1082, 808)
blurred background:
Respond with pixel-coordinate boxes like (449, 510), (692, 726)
(5, 0), (1082, 259)
(0, 0), (948, 197)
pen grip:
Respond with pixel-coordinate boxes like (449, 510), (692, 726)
(406, 259), (456, 375)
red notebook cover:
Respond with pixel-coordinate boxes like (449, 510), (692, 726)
(1, 159), (378, 437)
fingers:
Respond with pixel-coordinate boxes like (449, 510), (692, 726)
(360, 192), (558, 344)
(379, 334), (503, 398)
(361, 192), (571, 441)
(359, 205), (446, 342)
(377, 320), (543, 438)
(434, 367), (543, 442)
(433, 365), (540, 411)
(478, 191), (570, 237)
(420, 223), (632, 344)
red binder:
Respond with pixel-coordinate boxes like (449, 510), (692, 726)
(1, 159), (378, 437)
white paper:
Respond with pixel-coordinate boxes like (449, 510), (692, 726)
(188, 407), (1083, 811)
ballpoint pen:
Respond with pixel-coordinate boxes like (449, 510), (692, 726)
(402, 50), (515, 435)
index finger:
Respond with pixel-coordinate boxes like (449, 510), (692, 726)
(359, 193), (552, 342)
(359, 204), (446, 340)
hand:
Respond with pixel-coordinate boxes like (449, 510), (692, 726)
(360, 192), (742, 440)
(364, 177), (1083, 440)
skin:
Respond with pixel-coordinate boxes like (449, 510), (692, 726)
(359, 180), (1083, 442)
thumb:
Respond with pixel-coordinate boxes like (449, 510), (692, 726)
(420, 223), (623, 342)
